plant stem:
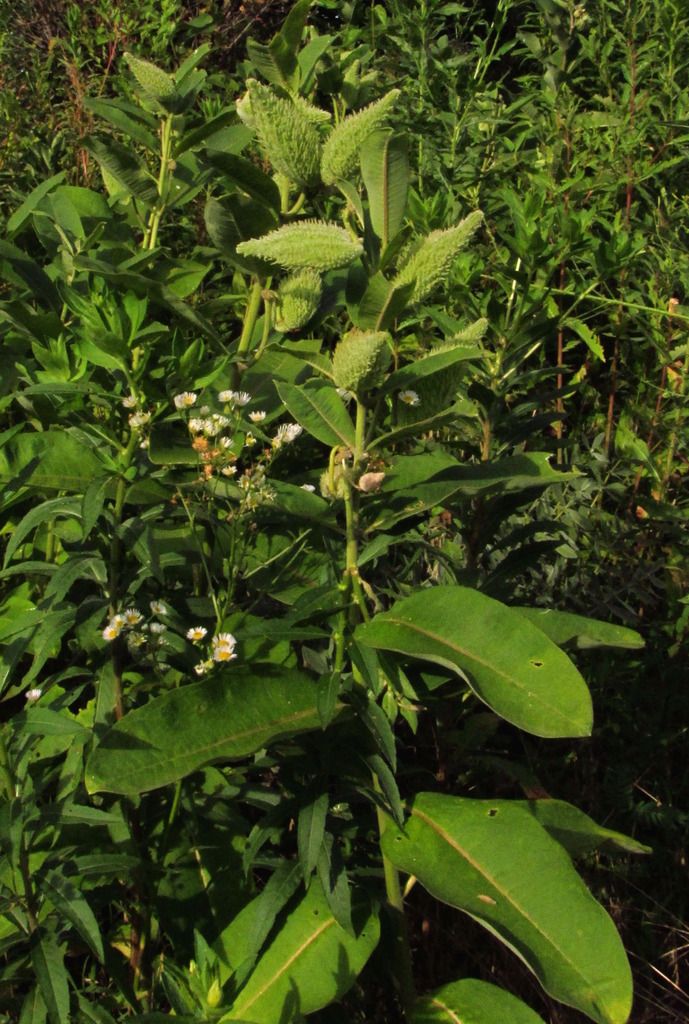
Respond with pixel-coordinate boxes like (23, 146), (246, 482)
(373, 787), (416, 1016)
(234, 278), (264, 384)
(144, 114), (173, 250)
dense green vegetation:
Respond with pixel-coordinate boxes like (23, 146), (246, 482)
(0, 2), (686, 1022)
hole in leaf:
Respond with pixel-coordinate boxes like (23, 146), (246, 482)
(487, 808), (498, 817)
(530, 659), (544, 668)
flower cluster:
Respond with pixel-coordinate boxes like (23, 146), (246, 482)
(102, 602), (168, 652)
(188, 628), (238, 676)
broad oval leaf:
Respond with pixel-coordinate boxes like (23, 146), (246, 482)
(86, 669), (338, 795)
(356, 586), (593, 738)
(384, 794), (632, 1024)
(413, 978), (545, 1024)
(277, 381), (356, 448)
(222, 882), (380, 1023)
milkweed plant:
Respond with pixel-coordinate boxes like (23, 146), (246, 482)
(0, 2), (649, 1022)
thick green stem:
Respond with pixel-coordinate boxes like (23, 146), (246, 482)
(374, 789), (416, 1015)
(234, 278), (264, 385)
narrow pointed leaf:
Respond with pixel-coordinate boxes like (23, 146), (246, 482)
(514, 608), (644, 651)
(223, 883), (380, 1023)
(298, 792), (329, 882)
(31, 934), (69, 1024)
(86, 670), (339, 795)
(519, 799), (651, 858)
(40, 870), (104, 961)
(356, 586), (593, 738)
(413, 978), (546, 1023)
(384, 794), (632, 1024)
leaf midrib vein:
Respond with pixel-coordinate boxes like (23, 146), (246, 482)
(413, 806), (592, 995)
(379, 616), (576, 729)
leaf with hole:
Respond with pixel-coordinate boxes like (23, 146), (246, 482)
(356, 586), (592, 737)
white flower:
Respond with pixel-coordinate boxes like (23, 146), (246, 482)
(188, 417), (205, 433)
(127, 632), (146, 649)
(150, 601), (166, 616)
(221, 465), (237, 477)
(249, 410), (266, 423)
(301, 483), (316, 492)
(121, 394), (137, 409)
(139, 438), (149, 450)
(219, 436), (233, 449)
(150, 622), (167, 635)
(273, 422), (303, 447)
(25, 688), (42, 703)
(102, 623), (121, 642)
(219, 389), (250, 406)
(199, 405), (211, 416)
(186, 626), (208, 642)
(123, 608), (143, 626)
(174, 392), (198, 410)
(129, 411), (151, 429)
(212, 632), (236, 649)
(195, 660), (213, 676)
(399, 390), (420, 406)
(211, 632), (237, 662)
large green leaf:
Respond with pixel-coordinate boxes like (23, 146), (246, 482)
(356, 586), (593, 738)
(413, 978), (545, 1024)
(40, 870), (104, 962)
(514, 608), (644, 650)
(384, 794), (633, 1024)
(204, 152), (281, 211)
(361, 130), (409, 249)
(222, 882), (380, 1023)
(0, 431), (104, 492)
(277, 381), (356, 448)
(85, 669), (338, 795)
(369, 451), (576, 529)
(84, 135), (157, 203)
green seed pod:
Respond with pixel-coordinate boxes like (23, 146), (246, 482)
(293, 94), (332, 127)
(320, 465), (347, 500)
(321, 89), (401, 184)
(237, 221), (363, 272)
(124, 53), (176, 105)
(393, 210), (484, 305)
(332, 329), (391, 394)
(248, 80), (321, 188)
(275, 269), (323, 332)
(449, 316), (489, 346)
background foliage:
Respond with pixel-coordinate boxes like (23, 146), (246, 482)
(0, 0), (687, 1021)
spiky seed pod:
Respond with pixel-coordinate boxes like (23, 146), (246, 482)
(332, 329), (392, 395)
(125, 53), (176, 104)
(449, 317), (489, 346)
(237, 221), (363, 272)
(247, 80), (321, 188)
(275, 269), (323, 332)
(292, 94), (332, 127)
(321, 89), (401, 184)
(393, 210), (484, 305)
